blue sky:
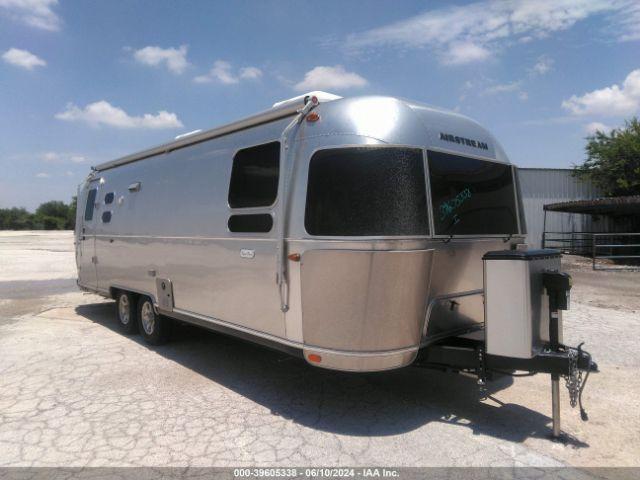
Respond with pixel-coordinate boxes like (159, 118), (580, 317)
(1, 0), (639, 210)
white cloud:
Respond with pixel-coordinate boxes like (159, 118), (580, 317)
(562, 69), (640, 116)
(35, 172), (50, 178)
(41, 152), (60, 162)
(194, 60), (262, 84)
(55, 100), (183, 129)
(132, 45), (189, 74)
(344, 0), (628, 65)
(478, 80), (528, 101)
(443, 42), (491, 65)
(585, 122), (613, 134)
(40, 152), (87, 163)
(483, 81), (522, 95)
(294, 65), (368, 92)
(239, 66), (263, 80)
(0, 0), (61, 31)
(610, 0), (640, 41)
(2, 48), (46, 69)
(531, 55), (554, 75)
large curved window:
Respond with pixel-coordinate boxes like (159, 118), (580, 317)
(428, 150), (518, 235)
(305, 147), (429, 236)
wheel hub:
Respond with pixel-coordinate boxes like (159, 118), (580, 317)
(118, 295), (130, 325)
(141, 302), (155, 335)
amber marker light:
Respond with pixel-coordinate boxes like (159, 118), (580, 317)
(308, 354), (322, 363)
(306, 112), (320, 122)
(288, 253), (301, 262)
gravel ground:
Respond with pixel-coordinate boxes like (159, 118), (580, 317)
(0, 231), (638, 468)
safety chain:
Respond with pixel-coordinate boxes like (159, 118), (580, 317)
(476, 347), (487, 401)
(563, 348), (583, 408)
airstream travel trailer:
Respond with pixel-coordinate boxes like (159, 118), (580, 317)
(76, 92), (596, 437)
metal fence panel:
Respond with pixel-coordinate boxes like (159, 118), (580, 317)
(517, 168), (603, 248)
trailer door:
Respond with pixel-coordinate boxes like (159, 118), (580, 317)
(78, 181), (99, 289)
(221, 141), (284, 336)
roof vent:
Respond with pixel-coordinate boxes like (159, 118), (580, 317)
(272, 91), (342, 109)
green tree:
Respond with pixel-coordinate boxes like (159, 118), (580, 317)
(35, 200), (70, 219)
(66, 196), (77, 230)
(37, 215), (65, 230)
(574, 117), (640, 197)
(0, 198), (77, 230)
(0, 207), (35, 230)
(34, 200), (71, 230)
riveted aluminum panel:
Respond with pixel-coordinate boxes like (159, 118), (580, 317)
(156, 277), (174, 311)
(300, 249), (434, 352)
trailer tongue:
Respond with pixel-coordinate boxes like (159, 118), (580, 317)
(415, 249), (597, 440)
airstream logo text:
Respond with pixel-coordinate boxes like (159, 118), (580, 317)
(439, 132), (489, 150)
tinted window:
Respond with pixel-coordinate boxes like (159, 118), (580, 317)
(228, 214), (273, 233)
(101, 211), (112, 223)
(228, 142), (280, 208)
(428, 150), (518, 235)
(305, 147), (428, 236)
(104, 192), (115, 204)
(84, 188), (97, 221)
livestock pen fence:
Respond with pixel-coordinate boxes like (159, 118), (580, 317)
(542, 196), (640, 271)
(542, 232), (640, 271)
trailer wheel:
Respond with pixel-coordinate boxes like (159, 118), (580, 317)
(116, 291), (138, 334)
(137, 296), (170, 345)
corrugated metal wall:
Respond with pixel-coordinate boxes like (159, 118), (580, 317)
(517, 168), (603, 248)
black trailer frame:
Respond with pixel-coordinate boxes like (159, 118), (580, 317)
(414, 257), (598, 440)
(414, 331), (597, 439)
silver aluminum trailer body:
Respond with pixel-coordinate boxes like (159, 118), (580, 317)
(75, 93), (528, 372)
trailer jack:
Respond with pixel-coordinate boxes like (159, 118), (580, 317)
(414, 338), (597, 439)
(414, 271), (598, 439)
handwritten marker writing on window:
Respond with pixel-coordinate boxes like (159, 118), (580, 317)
(440, 188), (472, 221)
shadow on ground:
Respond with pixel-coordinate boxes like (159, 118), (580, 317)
(76, 302), (588, 448)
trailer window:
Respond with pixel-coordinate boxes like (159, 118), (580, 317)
(428, 150), (518, 235)
(101, 211), (112, 223)
(228, 214), (273, 233)
(104, 192), (115, 205)
(228, 142), (280, 208)
(84, 188), (97, 221)
(305, 147), (428, 236)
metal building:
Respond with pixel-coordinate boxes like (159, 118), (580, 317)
(517, 168), (602, 248)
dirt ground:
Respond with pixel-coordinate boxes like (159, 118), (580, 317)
(0, 231), (638, 468)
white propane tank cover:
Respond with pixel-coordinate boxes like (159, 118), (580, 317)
(483, 249), (562, 359)
(271, 91), (342, 109)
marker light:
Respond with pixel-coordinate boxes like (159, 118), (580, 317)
(306, 112), (320, 123)
(288, 253), (301, 262)
(308, 354), (322, 363)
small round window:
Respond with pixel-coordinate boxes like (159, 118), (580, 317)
(104, 192), (115, 204)
(102, 211), (112, 223)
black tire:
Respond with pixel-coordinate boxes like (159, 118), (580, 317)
(116, 291), (138, 334)
(137, 296), (170, 345)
